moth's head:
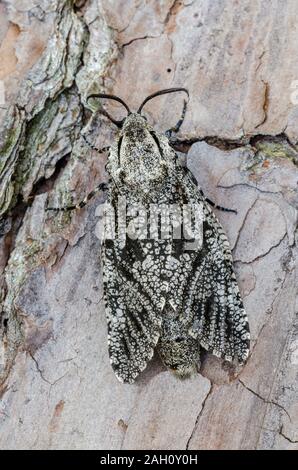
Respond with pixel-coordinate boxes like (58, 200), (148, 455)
(121, 113), (150, 139)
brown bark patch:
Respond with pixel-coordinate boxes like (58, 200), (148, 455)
(0, 22), (20, 79)
(49, 400), (65, 433)
(164, 0), (184, 34)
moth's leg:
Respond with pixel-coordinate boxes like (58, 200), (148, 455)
(47, 182), (108, 212)
(199, 189), (237, 214)
(165, 99), (188, 139)
(205, 198), (237, 214)
(82, 133), (110, 154)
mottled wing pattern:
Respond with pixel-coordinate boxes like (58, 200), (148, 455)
(170, 167), (250, 363)
(102, 161), (249, 383)
(102, 186), (172, 383)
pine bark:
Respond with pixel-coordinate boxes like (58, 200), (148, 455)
(0, 0), (297, 449)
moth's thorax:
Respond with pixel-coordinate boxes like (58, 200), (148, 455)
(106, 113), (176, 198)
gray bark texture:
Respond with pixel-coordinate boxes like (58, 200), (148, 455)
(0, 0), (297, 450)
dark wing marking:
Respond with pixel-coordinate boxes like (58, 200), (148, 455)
(167, 167), (250, 364)
(102, 190), (171, 383)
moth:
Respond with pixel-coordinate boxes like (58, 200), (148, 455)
(49, 88), (250, 383)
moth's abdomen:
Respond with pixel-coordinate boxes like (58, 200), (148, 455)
(157, 306), (201, 378)
(157, 335), (201, 379)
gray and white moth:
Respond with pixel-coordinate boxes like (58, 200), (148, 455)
(49, 88), (250, 383)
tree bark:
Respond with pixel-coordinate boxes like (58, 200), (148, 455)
(0, 0), (297, 449)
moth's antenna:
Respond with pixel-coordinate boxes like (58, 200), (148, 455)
(137, 88), (189, 114)
(88, 93), (131, 114)
(87, 93), (131, 128)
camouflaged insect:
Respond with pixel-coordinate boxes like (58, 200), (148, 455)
(94, 88), (250, 384)
(52, 88), (250, 383)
